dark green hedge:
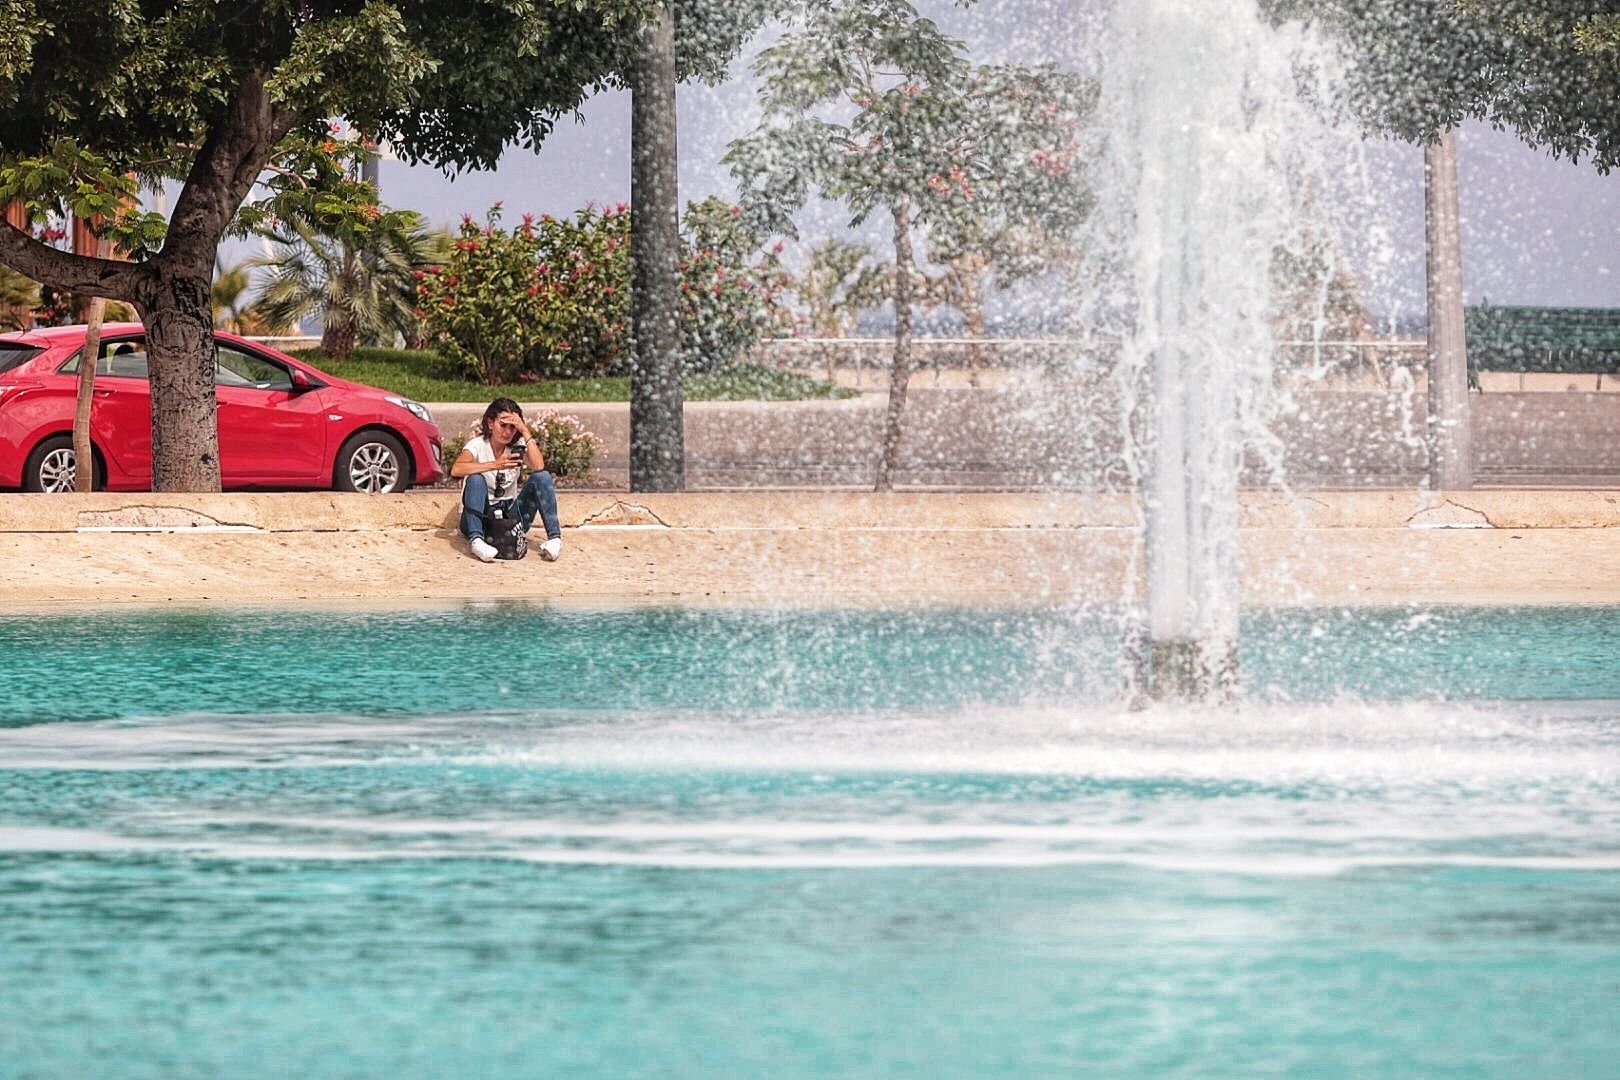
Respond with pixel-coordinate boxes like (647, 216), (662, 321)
(1467, 304), (1620, 374)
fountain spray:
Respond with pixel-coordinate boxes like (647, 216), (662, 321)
(1094, 0), (1348, 701)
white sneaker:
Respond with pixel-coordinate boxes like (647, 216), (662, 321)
(540, 537), (563, 562)
(470, 537), (498, 562)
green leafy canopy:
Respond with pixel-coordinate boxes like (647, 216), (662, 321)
(1266, 0), (1620, 171)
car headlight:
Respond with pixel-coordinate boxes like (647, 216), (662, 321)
(385, 396), (433, 424)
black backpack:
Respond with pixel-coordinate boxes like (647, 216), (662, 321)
(482, 508), (528, 560)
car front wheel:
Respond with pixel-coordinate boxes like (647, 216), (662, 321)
(334, 430), (410, 494)
(23, 434), (105, 493)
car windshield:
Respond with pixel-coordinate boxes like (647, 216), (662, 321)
(0, 343), (43, 375)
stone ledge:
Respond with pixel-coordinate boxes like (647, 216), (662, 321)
(1, 488), (1618, 536)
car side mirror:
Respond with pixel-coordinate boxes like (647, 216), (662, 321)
(290, 369), (317, 392)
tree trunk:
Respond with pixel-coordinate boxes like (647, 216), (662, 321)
(1424, 128), (1472, 490)
(139, 263), (222, 492)
(876, 199), (916, 492)
(628, 3), (684, 492)
(322, 311), (357, 359)
(72, 235), (111, 492)
(955, 255), (988, 388)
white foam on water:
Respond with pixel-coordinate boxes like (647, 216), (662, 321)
(1, 700), (1617, 789)
(155, 807), (1617, 847)
(2, 824), (1618, 876)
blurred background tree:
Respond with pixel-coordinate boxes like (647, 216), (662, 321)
(249, 207), (449, 359)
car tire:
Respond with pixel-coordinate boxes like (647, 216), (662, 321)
(23, 434), (105, 493)
(334, 430), (410, 494)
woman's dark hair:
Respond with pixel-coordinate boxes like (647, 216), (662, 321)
(479, 397), (523, 438)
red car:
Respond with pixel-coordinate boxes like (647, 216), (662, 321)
(0, 324), (444, 493)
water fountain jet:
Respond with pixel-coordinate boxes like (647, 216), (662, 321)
(1095, 0), (1343, 702)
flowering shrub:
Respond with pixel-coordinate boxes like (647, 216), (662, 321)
(415, 205), (544, 383)
(528, 204), (632, 378)
(678, 197), (793, 374)
(417, 200), (790, 384)
(526, 411), (602, 478)
(438, 410), (601, 482)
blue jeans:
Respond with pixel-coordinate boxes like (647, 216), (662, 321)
(460, 472), (561, 541)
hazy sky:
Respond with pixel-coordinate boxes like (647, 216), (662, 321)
(375, 1), (1618, 323)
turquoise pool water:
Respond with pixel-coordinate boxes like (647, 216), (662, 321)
(1, 605), (1616, 1078)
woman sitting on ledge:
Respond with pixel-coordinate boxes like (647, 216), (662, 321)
(451, 397), (563, 562)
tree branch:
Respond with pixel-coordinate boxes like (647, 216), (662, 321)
(165, 68), (302, 265)
(0, 222), (142, 300)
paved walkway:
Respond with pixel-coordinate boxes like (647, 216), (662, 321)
(3, 490), (1618, 610)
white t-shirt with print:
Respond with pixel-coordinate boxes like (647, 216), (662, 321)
(462, 435), (521, 506)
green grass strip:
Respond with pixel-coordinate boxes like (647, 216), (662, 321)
(291, 347), (860, 403)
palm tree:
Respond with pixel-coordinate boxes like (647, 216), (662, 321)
(248, 211), (448, 359)
(211, 259), (254, 333)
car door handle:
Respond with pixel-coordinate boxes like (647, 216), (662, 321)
(94, 388), (115, 397)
